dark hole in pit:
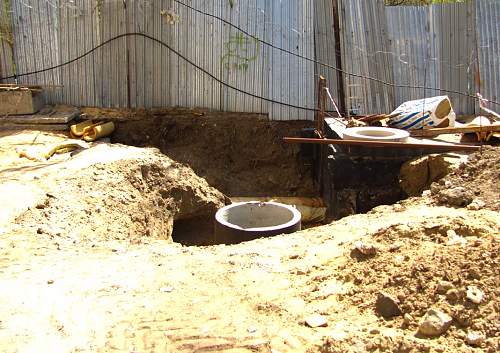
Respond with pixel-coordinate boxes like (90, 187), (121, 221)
(171, 215), (215, 246)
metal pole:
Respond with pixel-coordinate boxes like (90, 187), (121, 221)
(283, 137), (481, 151)
(332, 0), (346, 115)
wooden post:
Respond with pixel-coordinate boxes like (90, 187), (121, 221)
(315, 76), (327, 196)
(332, 0), (346, 115)
(316, 76), (327, 137)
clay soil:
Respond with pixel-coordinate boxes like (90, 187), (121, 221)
(0, 121), (498, 353)
(94, 108), (316, 197)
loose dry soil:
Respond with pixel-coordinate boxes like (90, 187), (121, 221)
(0, 125), (498, 353)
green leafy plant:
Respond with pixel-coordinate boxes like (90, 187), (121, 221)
(95, 0), (104, 19)
(0, 0), (16, 76)
(0, 0), (13, 46)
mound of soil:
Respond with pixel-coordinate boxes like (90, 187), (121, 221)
(322, 210), (499, 352)
(1, 129), (498, 353)
(10, 143), (226, 244)
(431, 146), (499, 210)
(104, 109), (315, 197)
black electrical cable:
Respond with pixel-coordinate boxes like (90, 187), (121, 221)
(1, 33), (318, 111)
(2, 31), (499, 110)
(174, 0), (500, 107)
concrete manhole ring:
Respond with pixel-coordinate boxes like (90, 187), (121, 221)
(342, 127), (410, 142)
(215, 201), (302, 244)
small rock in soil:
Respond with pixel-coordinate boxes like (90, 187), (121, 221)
(422, 190), (432, 197)
(353, 241), (378, 256)
(467, 198), (486, 210)
(402, 313), (414, 328)
(279, 331), (303, 350)
(294, 267), (310, 275)
(375, 292), (402, 319)
(446, 230), (467, 246)
(418, 309), (453, 337)
(445, 288), (461, 303)
(466, 286), (484, 304)
(304, 314), (328, 328)
(35, 202), (47, 209)
(436, 281), (454, 294)
(437, 186), (473, 207)
(388, 243), (402, 252)
(466, 331), (485, 346)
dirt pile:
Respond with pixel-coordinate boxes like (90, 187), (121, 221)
(321, 209), (499, 352)
(0, 129), (498, 353)
(10, 143), (226, 244)
(430, 146), (499, 210)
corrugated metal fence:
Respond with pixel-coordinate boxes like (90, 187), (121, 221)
(0, 0), (499, 119)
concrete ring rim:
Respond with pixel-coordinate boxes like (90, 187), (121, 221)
(342, 127), (410, 141)
(215, 201), (302, 233)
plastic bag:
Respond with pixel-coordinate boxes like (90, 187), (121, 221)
(389, 96), (456, 130)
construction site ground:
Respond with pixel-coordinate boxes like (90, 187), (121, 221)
(0, 127), (498, 353)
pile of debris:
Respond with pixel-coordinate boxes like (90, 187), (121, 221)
(0, 101), (79, 132)
(320, 147), (499, 353)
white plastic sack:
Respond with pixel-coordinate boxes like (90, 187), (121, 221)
(389, 96), (456, 130)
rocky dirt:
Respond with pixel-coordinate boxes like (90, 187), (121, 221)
(87, 108), (316, 197)
(430, 146), (499, 211)
(0, 128), (498, 353)
(0, 131), (226, 245)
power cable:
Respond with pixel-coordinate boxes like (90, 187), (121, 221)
(0, 33), (319, 112)
(1, 30), (498, 111)
(174, 0), (500, 107)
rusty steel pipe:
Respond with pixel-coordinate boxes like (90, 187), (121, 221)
(282, 137), (481, 151)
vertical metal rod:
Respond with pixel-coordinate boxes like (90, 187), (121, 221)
(331, 0), (346, 115)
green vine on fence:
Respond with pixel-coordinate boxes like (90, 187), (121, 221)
(0, 0), (13, 46)
(0, 0), (16, 77)
(221, 32), (260, 72)
(95, 0), (104, 19)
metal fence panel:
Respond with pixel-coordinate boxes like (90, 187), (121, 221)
(476, 0), (500, 106)
(266, 0), (315, 120)
(386, 6), (439, 105)
(431, 2), (477, 114)
(0, 0), (498, 119)
(339, 0), (395, 115)
(314, 0), (340, 113)
(341, 0), (482, 115)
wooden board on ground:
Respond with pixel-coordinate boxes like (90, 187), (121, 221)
(0, 109), (79, 124)
(0, 123), (69, 131)
(0, 106), (79, 132)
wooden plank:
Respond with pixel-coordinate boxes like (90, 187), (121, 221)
(0, 123), (68, 131)
(0, 110), (78, 124)
(410, 125), (500, 137)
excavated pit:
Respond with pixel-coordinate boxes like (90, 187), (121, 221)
(104, 110), (416, 245)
